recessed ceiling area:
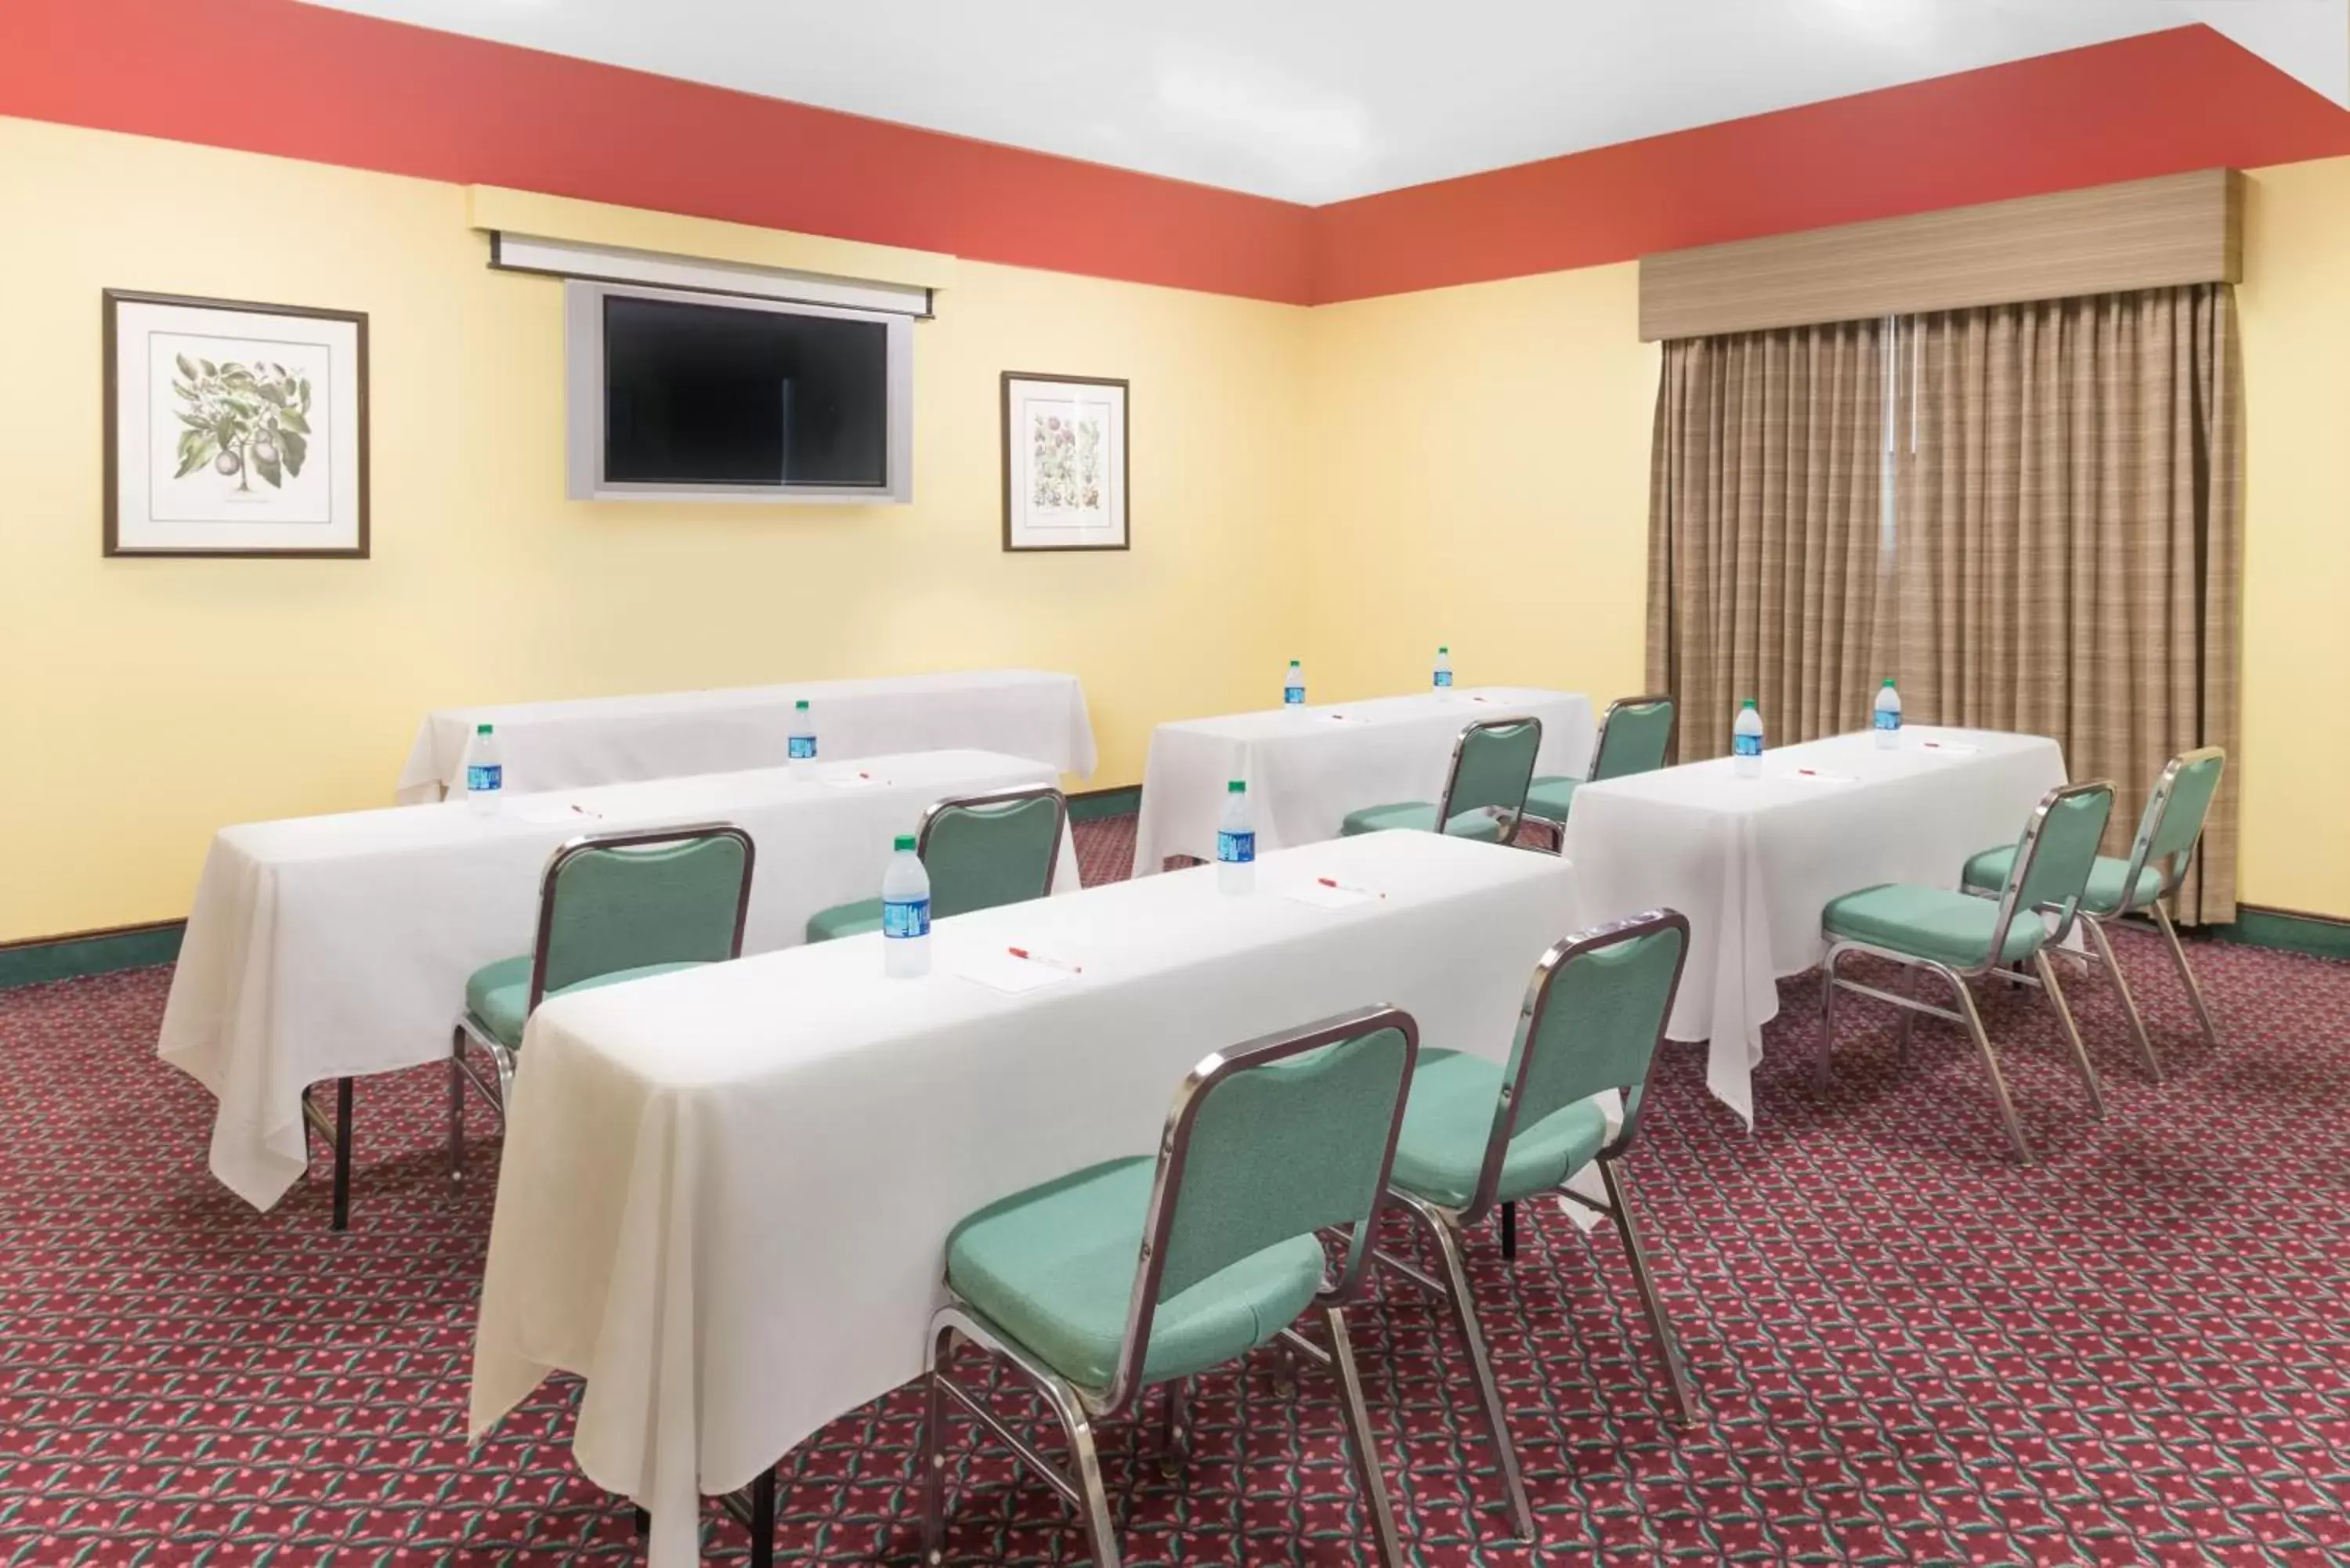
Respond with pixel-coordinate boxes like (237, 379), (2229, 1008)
(298, 0), (2347, 204)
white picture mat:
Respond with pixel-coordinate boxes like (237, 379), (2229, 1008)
(111, 298), (363, 552)
(1005, 376), (1126, 547)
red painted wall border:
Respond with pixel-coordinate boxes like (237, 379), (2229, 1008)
(6, 5), (2349, 307)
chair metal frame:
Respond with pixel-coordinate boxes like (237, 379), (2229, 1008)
(1520, 694), (1677, 843)
(1431, 714), (1543, 846)
(914, 782), (1070, 902)
(920, 1006), (1422, 1568)
(1963, 747), (2225, 1082)
(1816, 780), (2114, 1164)
(446, 822), (755, 1178)
(1374, 910), (1695, 1544)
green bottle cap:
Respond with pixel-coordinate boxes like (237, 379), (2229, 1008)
(1741, 698), (1757, 709)
(475, 722), (494, 735)
(1228, 779), (1246, 793)
(894, 834), (916, 851)
(1882, 677), (1896, 688)
(795, 699), (810, 711)
(1439, 645), (1449, 652)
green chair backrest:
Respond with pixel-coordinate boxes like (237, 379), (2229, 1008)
(2132, 747), (2225, 888)
(1437, 717), (1543, 828)
(1108, 1008), (1418, 1404)
(1589, 696), (1676, 782)
(535, 826), (753, 1003)
(1999, 782), (2116, 941)
(919, 786), (1066, 920)
(1471, 912), (1689, 1212)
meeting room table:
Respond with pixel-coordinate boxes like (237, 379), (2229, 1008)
(466, 829), (1582, 1567)
(395, 668), (1097, 803)
(1130, 687), (1596, 876)
(1560, 726), (2069, 1123)
(159, 749), (1080, 1215)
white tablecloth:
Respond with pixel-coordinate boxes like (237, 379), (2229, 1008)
(395, 670), (1098, 803)
(1130, 688), (1596, 875)
(1560, 727), (2068, 1124)
(160, 750), (1081, 1210)
(468, 832), (1579, 1568)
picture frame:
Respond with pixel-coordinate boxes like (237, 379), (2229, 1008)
(103, 289), (370, 558)
(1000, 372), (1129, 552)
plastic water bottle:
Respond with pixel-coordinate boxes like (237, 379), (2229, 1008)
(1283, 660), (1305, 708)
(788, 699), (818, 773)
(1433, 645), (1453, 694)
(882, 833), (932, 977)
(1217, 779), (1256, 895)
(1732, 699), (1765, 779)
(1873, 678), (1903, 749)
(464, 722), (503, 816)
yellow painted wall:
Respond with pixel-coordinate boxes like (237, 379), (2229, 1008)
(0, 116), (1310, 941)
(2234, 157), (2350, 921)
(1300, 264), (1658, 706)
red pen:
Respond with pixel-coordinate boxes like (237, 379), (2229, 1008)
(1317, 877), (1387, 899)
(1007, 946), (1083, 974)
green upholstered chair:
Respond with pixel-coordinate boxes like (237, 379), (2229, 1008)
(1376, 911), (1694, 1544)
(1817, 781), (2115, 1163)
(1521, 694), (1676, 840)
(1340, 714), (1542, 844)
(805, 784), (1066, 942)
(921, 1007), (1421, 1568)
(447, 823), (754, 1176)
(1957, 747), (2225, 1081)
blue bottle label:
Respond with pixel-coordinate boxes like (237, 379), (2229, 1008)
(1217, 829), (1256, 865)
(466, 763), (502, 793)
(883, 897), (931, 938)
(1733, 733), (1762, 759)
(1434, 670), (1453, 688)
(1283, 686), (1303, 706)
(789, 735), (817, 761)
(1874, 709), (1900, 732)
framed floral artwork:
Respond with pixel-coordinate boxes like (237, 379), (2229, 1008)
(103, 290), (370, 558)
(1000, 372), (1129, 551)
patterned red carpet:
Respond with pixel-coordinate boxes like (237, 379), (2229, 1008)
(4, 815), (2347, 1564)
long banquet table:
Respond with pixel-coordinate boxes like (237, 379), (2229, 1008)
(1130, 687), (1595, 875)
(1561, 726), (2068, 1124)
(468, 830), (1580, 1567)
(396, 669), (1097, 803)
(161, 749), (1079, 1211)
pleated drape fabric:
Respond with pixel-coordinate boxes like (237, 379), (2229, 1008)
(1646, 284), (2241, 921)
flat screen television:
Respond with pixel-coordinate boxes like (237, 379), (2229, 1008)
(565, 281), (914, 503)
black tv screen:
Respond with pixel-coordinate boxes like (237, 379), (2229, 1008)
(602, 294), (889, 488)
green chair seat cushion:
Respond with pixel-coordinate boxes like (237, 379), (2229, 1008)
(1387, 1049), (1610, 1210)
(1522, 775), (1583, 822)
(1338, 802), (1508, 841)
(805, 898), (886, 944)
(944, 1155), (1325, 1393)
(463, 954), (709, 1049)
(1821, 883), (2049, 970)
(1959, 844), (2163, 916)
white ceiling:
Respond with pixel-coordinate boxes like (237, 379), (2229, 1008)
(302, 0), (2348, 204)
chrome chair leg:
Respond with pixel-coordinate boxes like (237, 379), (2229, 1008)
(1499, 1200), (1517, 1260)
(1155, 1378), (1187, 1477)
(2151, 901), (2222, 1050)
(446, 1025), (467, 1180)
(2081, 915), (2160, 1081)
(1408, 1200), (1535, 1540)
(1815, 949), (1842, 1092)
(920, 1324), (954, 1566)
(2032, 948), (2104, 1118)
(1324, 1306), (1408, 1568)
(1599, 1158), (1697, 1422)
(1053, 1391), (1121, 1568)
(1951, 974), (2031, 1164)
(1895, 964), (1919, 1063)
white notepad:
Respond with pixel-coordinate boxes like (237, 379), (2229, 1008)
(512, 800), (605, 826)
(819, 770), (887, 789)
(1279, 880), (1380, 909)
(951, 949), (1081, 995)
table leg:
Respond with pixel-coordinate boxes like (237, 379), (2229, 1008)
(332, 1077), (352, 1232)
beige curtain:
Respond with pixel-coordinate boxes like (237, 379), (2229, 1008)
(1894, 284), (2241, 923)
(1645, 318), (1891, 760)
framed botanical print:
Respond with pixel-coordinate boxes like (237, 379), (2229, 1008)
(103, 290), (370, 558)
(1001, 372), (1129, 551)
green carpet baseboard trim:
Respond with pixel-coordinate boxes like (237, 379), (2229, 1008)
(1066, 785), (1140, 823)
(2200, 904), (2350, 961)
(0, 920), (186, 991)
